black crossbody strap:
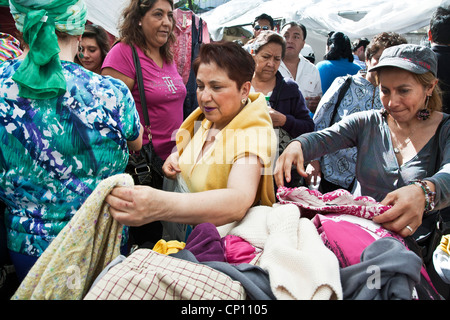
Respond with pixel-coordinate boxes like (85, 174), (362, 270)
(131, 45), (152, 141)
(329, 75), (352, 127)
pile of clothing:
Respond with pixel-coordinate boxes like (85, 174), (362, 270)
(11, 175), (446, 300)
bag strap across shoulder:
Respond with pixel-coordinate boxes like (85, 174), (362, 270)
(329, 75), (352, 127)
(131, 45), (152, 141)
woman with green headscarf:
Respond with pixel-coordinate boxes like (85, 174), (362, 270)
(0, 0), (143, 281)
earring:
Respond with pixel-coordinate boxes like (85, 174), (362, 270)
(78, 44), (84, 59)
(416, 96), (431, 120)
(241, 98), (247, 106)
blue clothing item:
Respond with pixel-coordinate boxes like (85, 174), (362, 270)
(316, 58), (362, 95)
(297, 110), (450, 210)
(268, 72), (314, 139)
(313, 72), (383, 188)
(0, 60), (141, 257)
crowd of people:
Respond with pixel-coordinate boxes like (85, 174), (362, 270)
(0, 0), (449, 301)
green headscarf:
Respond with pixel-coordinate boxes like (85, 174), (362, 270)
(10, 0), (87, 99)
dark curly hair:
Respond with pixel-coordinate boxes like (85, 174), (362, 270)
(365, 32), (408, 61)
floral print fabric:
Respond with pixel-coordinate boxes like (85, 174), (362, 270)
(0, 60), (141, 257)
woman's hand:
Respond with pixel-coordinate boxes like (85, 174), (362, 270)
(274, 140), (308, 187)
(163, 151), (181, 179)
(373, 184), (427, 238)
(305, 160), (321, 186)
(268, 107), (287, 127)
(106, 185), (162, 226)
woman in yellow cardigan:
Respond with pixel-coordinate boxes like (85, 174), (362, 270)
(106, 41), (277, 228)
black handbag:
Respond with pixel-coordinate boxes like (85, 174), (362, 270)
(125, 46), (164, 190)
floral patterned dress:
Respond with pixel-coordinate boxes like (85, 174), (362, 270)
(0, 60), (141, 257)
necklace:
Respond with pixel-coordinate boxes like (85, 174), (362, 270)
(390, 117), (417, 154)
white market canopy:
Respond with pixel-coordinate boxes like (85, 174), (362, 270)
(85, 0), (450, 40)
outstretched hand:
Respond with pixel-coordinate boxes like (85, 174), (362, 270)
(274, 140), (308, 187)
(373, 184), (426, 238)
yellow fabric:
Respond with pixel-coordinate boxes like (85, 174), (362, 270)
(12, 174), (131, 300)
(152, 239), (186, 255)
(439, 235), (450, 255)
(176, 92), (277, 206)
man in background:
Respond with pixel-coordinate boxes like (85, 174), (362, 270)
(351, 37), (370, 70)
(278, 22), (322, 115)
(429, 5), (450, 114)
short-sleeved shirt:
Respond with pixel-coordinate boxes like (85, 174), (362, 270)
(279, 55), (322, 99)
(316, 58), (362, 95)
(102, 42), (186, 160)
(0, 60), (141, 256)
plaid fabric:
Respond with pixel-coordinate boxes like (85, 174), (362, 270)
(84, 249), (246, 300)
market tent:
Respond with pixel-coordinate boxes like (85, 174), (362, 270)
(199, 0), (450, 40)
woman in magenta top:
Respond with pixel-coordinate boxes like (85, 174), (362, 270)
(102, 0), (186, 160)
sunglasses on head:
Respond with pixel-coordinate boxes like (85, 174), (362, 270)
(254, 25), (270, 31)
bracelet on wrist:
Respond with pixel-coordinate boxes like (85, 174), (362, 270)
(409, 179), (436, 213)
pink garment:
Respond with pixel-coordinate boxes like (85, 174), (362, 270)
(223, 235), (260, 265)
(277, 186), (391, 219)
(277, 186), (404, 267)
(172, 9), (210, 85)
(313, 213), (404, 267)
(102, 42), (186, 160)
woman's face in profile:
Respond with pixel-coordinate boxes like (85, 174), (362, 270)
(196, 62), (248, 131)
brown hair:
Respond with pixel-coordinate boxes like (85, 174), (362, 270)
(252, 30), (286, 59)
(193, 41), (255, 89)
(365, 32), (407, 61)
(118, 0), (176, 63)
(414, 72), (443, 112)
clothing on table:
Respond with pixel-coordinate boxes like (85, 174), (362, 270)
(313, 71), (383, 189)
(176, 92), (277, 206)
(12, 174), (131, 300)
(102, 42), (186, 160)
(278, 55), (322, 101)
(84, 248), (247, 300)
(296, 110), (450, 210)
(432, 44), (450, 114)
(217, 204), (343, 300)
(184, 222), (261, 265)
(277, 186), (441, 300)
(277, 186), (393, 221)
(152, 239), (185, 255)
(172, 249), (275, 300)
(0, 60), (141, 259)
(434, 234), (450, 284)
(0, 32), (22, 62)
(340, 237), (422, 300)
(316, 58), (362, 95)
